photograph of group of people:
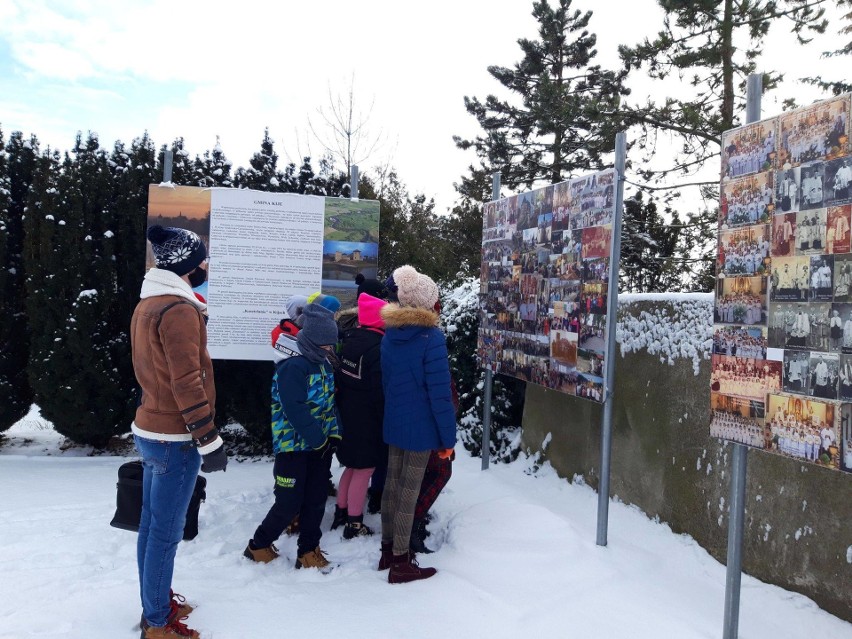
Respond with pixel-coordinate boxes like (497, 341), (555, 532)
(713, 93), (852, 473)
(770, 205), (852, 257)
(766, 394), (840, 468)
(478, 169), (616, 402)
(719, 172), (774, 228)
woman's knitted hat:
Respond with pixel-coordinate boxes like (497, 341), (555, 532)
(147, 225), (207, 276)
(392, 265), (439, 310)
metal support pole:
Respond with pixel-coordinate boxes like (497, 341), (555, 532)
(595, 131), (627, 547)
(723, 72), (760, 639)
(163, 150), (174, 183)
(350, 165), (359, 201)
(481, 171), (501, 471)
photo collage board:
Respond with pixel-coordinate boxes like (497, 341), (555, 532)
(712, 93), (852, 473)
(477, 169), (616, 403)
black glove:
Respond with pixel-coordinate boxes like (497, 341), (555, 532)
(201, 445), (228, 473)
(316, 436), (340, 460)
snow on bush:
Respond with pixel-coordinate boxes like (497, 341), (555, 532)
(444, 282), (714, 461)
(616, 293), (714, 375)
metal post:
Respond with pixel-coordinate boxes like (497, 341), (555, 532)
(163, 150), (174, 183)
(350, 165), (359, 201)
(481, 171), (501, 471)
(723, 72), (760, 639)
(595, 131), (627, 547)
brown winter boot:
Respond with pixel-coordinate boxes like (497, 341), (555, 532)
(243, 542), (279, 563)
(138, 591), (193, 630)
(296, 546), (334, 574)
(377, 540), (393, 571)
(140, 617), (200, 638)
(169, 591), (193, 619)
(388, 551), (437, 584)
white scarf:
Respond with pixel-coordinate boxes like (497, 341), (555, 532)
(140, 268), (207, 312)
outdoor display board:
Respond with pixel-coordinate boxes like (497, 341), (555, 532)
(146, 185), (379, 360)
(711, 93), (852, 473)
(477, 169), (617, 402)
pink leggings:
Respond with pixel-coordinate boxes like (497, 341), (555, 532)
(336, 467), (375, 517)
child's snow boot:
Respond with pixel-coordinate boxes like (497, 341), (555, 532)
(409, 517), (434, 554)
(330, 505), (348, 530)
(243, 541), (279, 563)
(296, 546), (334, 574)
(377, 540), (393, 570)
(343, 513), (374, 539)
(388, 551), (437, 584)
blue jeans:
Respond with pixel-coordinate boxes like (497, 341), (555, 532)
(135, 435), (201, 627)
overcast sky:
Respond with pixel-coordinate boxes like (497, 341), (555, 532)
(0, 0), (848, 213)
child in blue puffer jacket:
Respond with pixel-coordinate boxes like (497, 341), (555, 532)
(377, 265), (456, 584)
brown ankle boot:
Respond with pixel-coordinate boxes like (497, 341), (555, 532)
(243, 542), (279, 563)
(388, 551), (437, 584)
(377, 540), (393, 571)
(140, 617), (200, 638)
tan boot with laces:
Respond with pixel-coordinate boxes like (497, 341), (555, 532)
(296, 546), (334, 573)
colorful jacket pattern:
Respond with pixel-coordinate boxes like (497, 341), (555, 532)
(271, 334), (340, 454)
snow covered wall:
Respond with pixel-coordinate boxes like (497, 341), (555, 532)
(522, 294), (852, 622)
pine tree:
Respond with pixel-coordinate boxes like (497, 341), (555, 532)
(620, 192), (690, 293)
(619, 0), (828, 182)
(0, 129), (35, 430)
(234, 129), (285, 191)
(454, 0), (628, 191)
(802, 3), (852, 95)
(27, 134), (127, 447)
(109, 133), (159, 431)
(158, 138), (194, 184)
(193, 137), (233, 187)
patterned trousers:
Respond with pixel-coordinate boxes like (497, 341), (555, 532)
(381, 446), (430, 555)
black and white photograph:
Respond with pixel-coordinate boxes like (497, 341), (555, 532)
(825, 156), (852, 206)
(783, 349), (811, 395)
(768, 302), (831, 351)
(721, 118), (777, 180)
(775, 167), (801, 213)
(798, 161), (826, 211)
(809, 351), (840, 399)
(778, 94), (850, 166)
(770, 255), (809, 301)
(833, 302), (852, 354)
(809, 254), (834, 302)
(840, 404), (852, 472)
(839, 355), (852, 401)
(833, 254), (852, 301)
(794, 208), (827, 254)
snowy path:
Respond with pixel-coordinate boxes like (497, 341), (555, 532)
(0, 435), (849, 638)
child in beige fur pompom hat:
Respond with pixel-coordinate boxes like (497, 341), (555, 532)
(391, 265), (439, 310)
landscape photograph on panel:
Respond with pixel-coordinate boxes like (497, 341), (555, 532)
(478, 169), (616, 402)
(712, 92), (852, 472)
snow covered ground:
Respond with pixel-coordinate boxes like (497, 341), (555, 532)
(1, 410), (850, 639)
